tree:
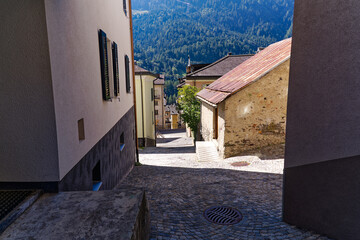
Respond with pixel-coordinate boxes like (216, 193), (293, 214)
(177, 85), (201, 138)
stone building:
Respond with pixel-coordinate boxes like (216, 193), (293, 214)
(197, 38), (291, 158)
(179, 54), (253, 89)
(284, 1), (360, 239)
(134, 64), (156, 147)
(154, 75), (165, 130)
(0, 0), (136, 192)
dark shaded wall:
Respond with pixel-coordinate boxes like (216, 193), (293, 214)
(284, 1), (360, 239)
(0, 0), (59, 182)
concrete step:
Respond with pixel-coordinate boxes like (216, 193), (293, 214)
(196, 141), (220, 162)
(0, 189), (150, 240)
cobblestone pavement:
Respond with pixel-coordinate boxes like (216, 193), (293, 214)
(117, 130), (331, 240)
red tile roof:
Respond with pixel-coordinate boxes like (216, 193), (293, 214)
(197, 38), (292, 105)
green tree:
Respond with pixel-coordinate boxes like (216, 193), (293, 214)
(177, 85), (201, 138)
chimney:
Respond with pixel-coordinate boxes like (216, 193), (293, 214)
(228, 52), (232, 55)
(257, 47), (265, 53)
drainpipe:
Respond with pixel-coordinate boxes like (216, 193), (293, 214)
(153, 79), (157, 146)
(129, 0), (139, 163)
(140, 73), (145, 147)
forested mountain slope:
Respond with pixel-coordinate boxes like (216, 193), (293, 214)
(132, 0), (294, 103)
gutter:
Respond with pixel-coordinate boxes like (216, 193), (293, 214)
(128, 0), (139, 163)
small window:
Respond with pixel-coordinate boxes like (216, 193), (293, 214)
(151, 88), (154, 101)
(92, 161), (102, 191)
(120, 132), (125, 151)
(78, 118), (85, 141)
(123, 0), (127, 16)
(155, 100), (158, 106)
(125, 55), (131, 93)
(155, 110), (158, 115)
(98, 29), (111, 100)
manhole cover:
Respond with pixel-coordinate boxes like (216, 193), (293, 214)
(204, 206), (242, 225)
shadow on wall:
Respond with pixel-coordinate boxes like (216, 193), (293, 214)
(231, 143), (285, 160)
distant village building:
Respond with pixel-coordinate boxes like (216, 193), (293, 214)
(0, 0), (136, 192)
(178, 54), (253, 89)
(197, 38), (292, 158)
(164, 104), (182, 130)
(154, 75), (165, 130)
(134, 64), (156, 147)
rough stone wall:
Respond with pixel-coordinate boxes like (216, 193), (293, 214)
(223, 60), (290, 158)
(200, 102), (215, 141)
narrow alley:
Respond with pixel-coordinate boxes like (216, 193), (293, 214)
(117, 130), (330, 240)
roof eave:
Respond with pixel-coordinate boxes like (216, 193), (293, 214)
(196, 95), (218, 108)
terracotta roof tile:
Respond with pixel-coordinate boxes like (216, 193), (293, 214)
(197, 38), (292, 104)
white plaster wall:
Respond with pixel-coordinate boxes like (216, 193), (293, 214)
(217, 102), (226, 158)
(0, 0), (59, 182)
(44, 0), (134, 179)
(201, 102), (215, 141)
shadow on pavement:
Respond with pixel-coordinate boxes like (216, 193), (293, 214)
(139, 146), (195, 154)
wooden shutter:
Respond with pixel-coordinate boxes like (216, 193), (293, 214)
(112, 42), (120, 96)
(125, 55), (130, 93)
(98, 29), (110, 100)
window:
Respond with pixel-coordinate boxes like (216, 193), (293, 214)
(92, 161), (102, 191)
(107, 39), (115, 98)
(123, 0), (127, 16)
(125, 55), (131, 93)
(155, 110), (158, 115)
(120, 132), (125, 151)
(155, 100), (158, 106)
(99, 30), (120, 100)
(98, 30), (110, 100)
(78, 118), (85, 141)
(151, 88), (154, 101)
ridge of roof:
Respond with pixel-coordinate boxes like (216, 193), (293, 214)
(197, 38), (292, 105)
(186, 54), (254, 77)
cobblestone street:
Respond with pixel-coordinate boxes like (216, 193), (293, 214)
(117, 130), (331, 240)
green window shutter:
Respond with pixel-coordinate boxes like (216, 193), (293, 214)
(98, 29), (110, 100)
(112, 42), (120, 96)
(125, 55), (131, 93)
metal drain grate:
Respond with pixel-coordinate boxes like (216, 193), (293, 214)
(204, 206), (242, 225)
(0, 191), (33, 221)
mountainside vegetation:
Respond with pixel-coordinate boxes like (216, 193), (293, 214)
(132, 0), (294, 104)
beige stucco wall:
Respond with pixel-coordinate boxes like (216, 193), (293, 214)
(201, 102), (215, 141)
(0, 0), (59, 182)
(45, 0), (134, 179)
(186, 79), (216, 89)
(221, 60), (289, 158)
(135, 74), (155, 141)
